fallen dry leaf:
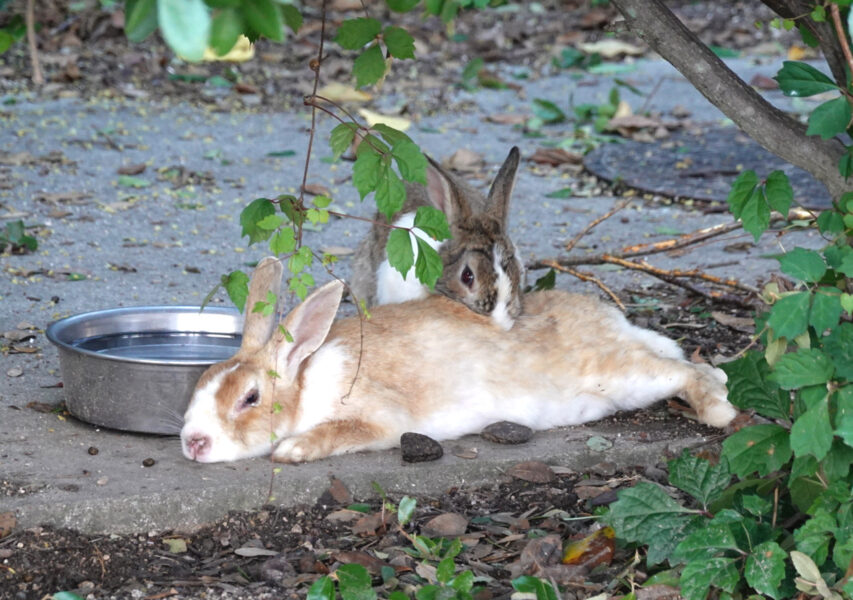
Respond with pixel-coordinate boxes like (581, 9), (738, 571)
(34, 191), (91, 205)
(317, 82), (372, 104)
(711, 311), (755, 333)
(421, 513), (468, 538)
(486, 113), (528, 125)
(302, 183), (331, 197)
(530, 148), (583, 166)
(327, 477), (353, 505)
(0, 512), (16, 539)
(444, 148), (484, 172)
(561, 526), (614, 568)
(117, 163), (147, 176)
(507, 460), (555, 483)
(357, 108), (411, 131)
(749, 74), (778, 90)
(334, 551), (390, 575)
(578, 39), (645, 57)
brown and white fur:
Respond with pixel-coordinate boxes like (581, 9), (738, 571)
(180, 257), (737, 464)
(349, 147), (525, 331)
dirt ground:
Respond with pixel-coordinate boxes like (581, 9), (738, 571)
(0, 1), (782, 598)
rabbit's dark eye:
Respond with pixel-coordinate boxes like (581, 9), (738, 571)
(242, 390), (260, 408)
(461, 266), (475, 288)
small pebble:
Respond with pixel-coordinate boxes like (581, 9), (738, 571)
(481, 421), (533, 444)
(142, 458), (155, 467)
(87, 447), (99, 456)
(7, 367), (23, 378)
(400, 432), (443, 463)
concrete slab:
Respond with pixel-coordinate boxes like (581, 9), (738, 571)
(0, 56), (825, 534)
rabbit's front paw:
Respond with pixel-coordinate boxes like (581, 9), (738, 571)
(273, 436), (319, 463)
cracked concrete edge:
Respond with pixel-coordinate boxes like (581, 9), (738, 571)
(6, 425), (705, 534)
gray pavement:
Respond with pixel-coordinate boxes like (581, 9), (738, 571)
(1, 56), (826, 534)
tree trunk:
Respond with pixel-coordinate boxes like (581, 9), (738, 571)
(611, 0), (849, 203)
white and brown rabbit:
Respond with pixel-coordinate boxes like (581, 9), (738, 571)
(181, 257), (737, 464)
(349, 147), (525, 330)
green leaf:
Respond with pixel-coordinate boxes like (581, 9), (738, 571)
(158, 0), (211, 62)
(511, 576), (559, 600)
(280, 4), (302, 33)
(0, 31), (14, 54)
(771, 348), (834, 389)
(414, 237), (443, 289)
(209, 8), (244, 56)
(679, 557), (739, 600)
(532, 98), (566, 123)
(52, 593), (86, 600)
(124, 0), (158, 42)
(352, 147), (382, 200)
(794, 510), (836, 568)
(817, 210), (845, 234)
(764, 170), (793, 215)
(720, 352), (790, 420)
(240, 198), (276, 244)
(353, 45), (387, 88)
(668, 450), (731, 507)
(823, 322), (853, 379)
(767, 291), (811, 340)
(806, 95), (852, 140)
(383, 26), (415, 59)
(335, 17), (382, 49)
(777, 247), (826, 282)
(671, 524), (739, 563)
(257, 213), (284, 230)
(118, 174), (150, 188)
(810, 288), (843, 333)
(386, 229), (414, 277)
(306, 575), (335, 600)
(836, 385), (853, 446)
(269, 228), (296, 255)
(436, 557), (454, 584)
(398, 495), (416, 525)
(790, 395), (832, 460)
(223, 270), (250, 311)
(604, 481), (699, 565)
(739, 186), (771, 242)
(374, 164), (406, 220)
(722, 424), (792, 477)
(461, 57), (484, 85)
(774, 61), (838, 97)
(313, 195), (332, 209)
(413, 205), (451, 241)
(288, 245), (313, 275)
(336, 563), (376, 600)
(242, 0), (283, 42)
(450, 570), (474, 592)
(744, 541), (786, 599)
(330, 122), (359, 158)
(391, 138), (427, 184)
(726, 170), (758, 219)
(839, 150), (853, 179)
(545, 187), (573, 199)
(532, 269), (556, 291)
(386, 0), (419, 11)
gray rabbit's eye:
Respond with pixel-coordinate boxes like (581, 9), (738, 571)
(461, 265), (475, 287)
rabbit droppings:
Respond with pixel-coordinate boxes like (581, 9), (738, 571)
(181, 257), (737, 463)
(350, 147), (525, 330)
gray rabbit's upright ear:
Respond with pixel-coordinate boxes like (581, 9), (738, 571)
(425, 154), (471, 223)
(241, 257), (284, 353)
(487, 146), (520, 227)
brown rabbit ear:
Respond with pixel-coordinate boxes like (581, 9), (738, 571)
(274, 280), (344, 380)
(240, 257), (284, 353)
(425, 155), (471, 223)
(486, 146), (520, 228)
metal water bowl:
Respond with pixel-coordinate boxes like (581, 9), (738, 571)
(46, 306), (242, 434)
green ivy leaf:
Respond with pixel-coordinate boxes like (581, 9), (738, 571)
(450, 570), (474, 592)
(386, 0), (419, 11)
(336, 563), (376, 600)
(313, 195), (332, 209)
(771, 348), (834, 389)
(739, 186), (771, 242)
(810, 288), (843, 333)
(158, 0), (211, 62)
(531, 98), (567, 123)
(777, 247), (826, 282)
(383, 26), (415, 59)
(806, 95), (852, 140)
(353, 44), (387, 88)
(671, 524), (739, 564)
(330, 122), (359, 158)
(720, 352), (790, 420)
(744, 541), (787, 599)
(817, 210), (845, 235)
(414, 237), (443, 289)
(240, 198), (276, 244)
(223, 270), (250, 312)
(242, 0), (284, 42)
(280, 4), (302, 33)
(790, 395), (832, 460)
(386, 229), (414, 277)
(335, 17), (382, 49)
(839, 150), (853, 179)
(118, 175), (150, 188)
(391, 138), (427, 184)
(256, 213), (284, 230)
(397, 495), (416, 525)
(726, 170), (758, 219)
(604, 481), (700, 565)
(209, 8), (244, 56)
(511, 576), (559, 600)
(269, 228), (296, 255)
(767, 291), (810, 340)
(374, 163), (407, 220)
(288, 245), (313, 275)
(436, 557), (455, 584)
(774, 61), (838, 97)
(668, 450), (731, 508)
(352, 146), (382, 200)
(794, 510), (836, 568)
(764, 170), (793, 215)
(124, 0), (158, 42)
(306, 575), (335, 600)
(679, 557), (740, 600)
(414, 205), (451, 241)
(836, 385), (853, 446)
(823, 322), (853, 379)
(722, 424), (792, 477)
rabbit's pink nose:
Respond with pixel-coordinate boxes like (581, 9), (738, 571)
(185, 433), (211, 460)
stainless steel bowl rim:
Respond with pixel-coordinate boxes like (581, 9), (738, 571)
(46, 305), (242, 366)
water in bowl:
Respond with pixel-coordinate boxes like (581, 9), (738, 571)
(74, 331), (241, 363)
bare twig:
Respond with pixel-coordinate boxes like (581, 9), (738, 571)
(600, 254), (760, 295)
(25, 0), (43, 86)
(539, 259), (626, 311)
(619, 221), (743, 258)
(830, 3), (853, 90)
(564, 199), (630, 253)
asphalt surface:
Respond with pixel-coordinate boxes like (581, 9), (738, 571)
(1, 56), (826, 534)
